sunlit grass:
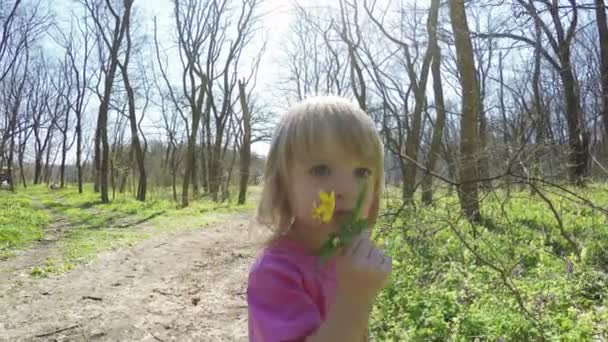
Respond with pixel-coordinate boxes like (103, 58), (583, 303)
(371, 183), (608, 340)
(3, 183), (258, 276)
(0, 190), (49, 259)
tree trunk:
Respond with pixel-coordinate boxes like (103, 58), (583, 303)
(34, 155), (43, 185)
(43, 134), (53, 184)
(205, 104), (213, 195)
(532, 20), (546, 180)
(94, 124), (100, 192)
(76, 115), (83, 193)
(421, 0), (445, 206)
(18, 128), (27, 188)
(110, 154), (116, 200)
(449, 0), (482, 224)
(47, 146), (60, 186)
(478, 104), (491, 189)
(200, 125), (208, 193)
(237, 80), (251, 205)
(191, 142), (199, 197)
(596, 0), (608, 140)
(498, 52), (512, 193)
(60, 133), (68, 188)
(209, 133), (224, 202)
(182, 77), (207, 207)
(402, 53), (432, 203)
(89, 0), (134, 203)
(223, 135), (237, 204)
(558, 48), (587, 184)
(98, 92), (111, 203)
(7, 126), (16, 191)
(171, 145), (178, 202)
(119, 60), (147, 201)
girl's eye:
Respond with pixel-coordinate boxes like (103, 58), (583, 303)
(310, 164), (331, 177)
(355, 167), (372, 179)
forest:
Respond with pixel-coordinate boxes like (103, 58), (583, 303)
(1, 0), (608, 340)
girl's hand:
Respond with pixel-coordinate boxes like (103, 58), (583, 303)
(335, 229), (392, 307)
(306, 230), (390, 341)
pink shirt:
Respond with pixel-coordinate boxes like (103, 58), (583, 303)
(247, 237), (337, 342)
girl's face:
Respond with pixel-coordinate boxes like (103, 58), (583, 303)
(286, 140), (375, 252)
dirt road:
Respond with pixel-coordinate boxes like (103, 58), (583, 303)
(0, 212), (258, 341)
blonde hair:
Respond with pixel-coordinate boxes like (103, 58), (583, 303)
(255, 96), (384, 244)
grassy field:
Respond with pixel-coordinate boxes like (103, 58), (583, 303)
(0, 190), (49, 259)
(371, 184), (608, 340)
(1, 184), (258, 275)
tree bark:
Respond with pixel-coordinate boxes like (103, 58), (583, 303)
(94, 123), (100, 192)
(60, 110), (69, 188)
(182, 78), (206, 207)
(558, 47), (586, 183)
(7, 124), (16, 191)
(88, 0), (134, 203)
(421, 0), (445, 205)
(595, 0), (608, 141)
(449, 0), (482, 224)
(237, 80), (251, 205)
(18, 127), (27, 189)
(118, 8), (146, 202)
(43, 133), (53, 184)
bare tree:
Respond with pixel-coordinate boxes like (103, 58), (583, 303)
(84, 0), (134, 203)
(49, 57), (76, 188)
(449, 0), (482, 223)
(0, 0), (48, 188)
(0, 0), (25, 84)
(150, 48), (184, 202)
(155, 0), (212, 207)
(0, 43), (29, 190)
(420, 0), (445, 205)
(0, 0), (48, 83)
(116, 3), (146, 201)
(338, 0), (367, 111)
(363, 0), (433, 203)
(53, 8), (94, 193)
(30, 56), (59, 185)
(203, 0), (262, 202)
(595, 0), (608, 141)
(478, 0), (587, 184)
(279, 3), (351, 103)
(235, 42), (270, 205)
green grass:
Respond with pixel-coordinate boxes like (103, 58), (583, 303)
(0, 191), (49, 259)
(371, 184), (608, 340)
(1, 183), (257, 276)
(31, 227), (148, 276)
(41, 184), (257, 225)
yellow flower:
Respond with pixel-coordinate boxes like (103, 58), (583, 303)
(312, 191), (335, 223)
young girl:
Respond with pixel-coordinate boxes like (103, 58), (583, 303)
(247, 96), (392, 341)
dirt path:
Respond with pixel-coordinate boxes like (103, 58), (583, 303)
(0, 212), (259, 341)
(0, 197), (78, 296)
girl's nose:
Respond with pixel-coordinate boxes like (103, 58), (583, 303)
(332, 174), (357, 203)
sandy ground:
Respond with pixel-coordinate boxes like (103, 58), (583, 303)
(0, 211), (259, 341)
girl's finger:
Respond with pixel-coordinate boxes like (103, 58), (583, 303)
(355, 236), (371, 258)
(347, 232), (366, 256)
(379, 253), (387, 265)
(367, 243), (381, 259)
(382, 255), (392, 272)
